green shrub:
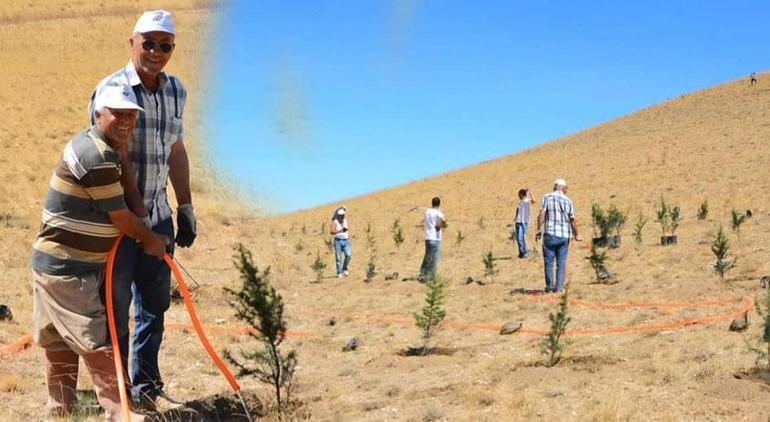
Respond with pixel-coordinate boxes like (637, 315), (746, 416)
(311, 250), (326, 282)
(392, 218), (405, 247)
(413, 276), (448, 354)
(224, 245), (297, 411)
(697, 200), (709, 220)
(712, 227), (735, 281)
(541, 288), (571, 367)
(632, 214), (648, 244)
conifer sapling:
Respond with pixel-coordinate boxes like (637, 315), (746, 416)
(224, 244), (297, 411)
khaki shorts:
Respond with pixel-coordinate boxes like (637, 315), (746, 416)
(31, 268), (109, 355)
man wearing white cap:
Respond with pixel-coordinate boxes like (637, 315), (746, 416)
(88, 9), (194, 409)
(330, 206), (351, 277)
(31, 85), (166, 420)
(536, 179), (581, 293)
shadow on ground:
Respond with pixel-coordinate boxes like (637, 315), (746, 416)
(151, 390), (264, 421)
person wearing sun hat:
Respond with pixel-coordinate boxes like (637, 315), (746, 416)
(88, 9), (194, 410)
(330, 206), (352, 278)
(32, 84), (167, 420)
(536, 179), (582, 293)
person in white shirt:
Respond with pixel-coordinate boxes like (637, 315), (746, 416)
(514, 188), (535, 258)
(330, 207), (351, 278)
(419, 197), (446, 282)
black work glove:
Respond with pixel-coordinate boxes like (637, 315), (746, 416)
(175, 204), (196, 247)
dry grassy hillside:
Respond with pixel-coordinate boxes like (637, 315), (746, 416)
(2, 1), (770, 421)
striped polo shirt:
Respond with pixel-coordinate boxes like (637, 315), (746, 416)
(88, 61), (187, 226)
(31, 128), (127, 276)
(540, 190), (575, 239)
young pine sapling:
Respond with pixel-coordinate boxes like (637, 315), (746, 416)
(413, 276), (447, 355)
(632, 214), (648, 244)
(749, 286), (770, 371)
(392, 218), (405, 247)
(731, 209), (747, 239)
(697, 200), (709, 220)
(541, 288), (571, 367)
(712, 226), (736, 282)
(483, 250), (498, 280)
(224, 245), (298, 412)
(311, 250), (327, 282)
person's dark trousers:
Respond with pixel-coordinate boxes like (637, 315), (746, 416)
(419, 240), (441, 281)
(111, 217), (174, 407)
(542, 234), (570, 292)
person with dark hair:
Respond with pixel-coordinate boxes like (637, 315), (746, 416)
(514, 188), (535, 258)
(750, 72), (757, 86)
(419, 197), (446, 281)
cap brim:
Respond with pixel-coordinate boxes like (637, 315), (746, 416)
(105, 101), (144, 112)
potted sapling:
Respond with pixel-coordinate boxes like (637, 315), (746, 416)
(591, 203), (612, 248)
(656, 198), (679, 246)
(606, 205), (626, 249)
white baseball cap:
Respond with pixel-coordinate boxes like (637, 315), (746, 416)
(133, 10), (176, 35)
(554, 178), (567, 187)
(94, 85), (144, 112)
(336, 208), (346, 216)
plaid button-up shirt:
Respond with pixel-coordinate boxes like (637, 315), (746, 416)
(89, 61), (187, 226)
(540, 190), (575, 239)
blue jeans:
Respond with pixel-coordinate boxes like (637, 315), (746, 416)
(111, 218), (174, 404)
(419, 240), (441, 280)
(334, 238), (351, 275)
(542, 234), (569, 292)
(515, 222), (528, 258)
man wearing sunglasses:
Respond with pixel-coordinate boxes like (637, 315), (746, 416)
(88, 9), (195, 411)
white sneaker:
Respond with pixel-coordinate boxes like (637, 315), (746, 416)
(343, 270), (349, 276)
(338, 273), (345, 278)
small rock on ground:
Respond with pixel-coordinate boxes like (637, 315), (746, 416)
(499, 321), (522, 335)
(0, 305), (12, 322)
(343, 337), (361, 351)
(729, 312), (749, 332)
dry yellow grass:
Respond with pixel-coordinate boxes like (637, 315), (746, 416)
(2, 1), (770, 421)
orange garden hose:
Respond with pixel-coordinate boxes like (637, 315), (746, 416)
(104, 234), (131, 420)
(105, 234), (250, 422)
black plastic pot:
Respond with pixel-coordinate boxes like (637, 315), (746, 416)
(592, 236), (608, 248)
(660, 235), (678, 246)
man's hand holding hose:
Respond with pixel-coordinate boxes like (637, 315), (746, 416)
(108, 208), (169, 259)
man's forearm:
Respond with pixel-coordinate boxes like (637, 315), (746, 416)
(169, 140), (192, 205)
(109, 209), (155, 243)
(118, 149), (147, 216)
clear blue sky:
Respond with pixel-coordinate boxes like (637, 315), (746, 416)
(207, 1), (769, 214)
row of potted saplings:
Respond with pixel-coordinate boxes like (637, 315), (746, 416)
(591, 198), (680, 248)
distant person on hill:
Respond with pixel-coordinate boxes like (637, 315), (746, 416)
(514, 188), (535, 258)
(536, 179), (581, 293)
(31, 85), (166, 420)
(330, 206), (351, 278)
(750, 72), (757, 86)
(419, 197), (447, 282)
(88, 10), (195, 410)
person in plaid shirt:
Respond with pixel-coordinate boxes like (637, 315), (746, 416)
(536, 179), (581, 293)
(88, 10), (195, 410)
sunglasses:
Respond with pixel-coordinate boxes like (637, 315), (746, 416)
(141, 39), (174, 54)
